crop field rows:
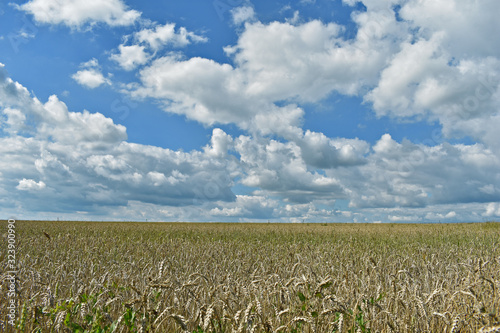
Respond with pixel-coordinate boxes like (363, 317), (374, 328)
(1, 221), (499, 332)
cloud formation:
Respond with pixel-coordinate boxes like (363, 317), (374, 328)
(231, 6), (256, 26)
(72, 59), (111, 88)
(19, 0), (141, 28)
(3, 0), (500, 222)
(110, 44), (150, 71)
(0, 64), (236, 217)
(110, 22), (206, 71)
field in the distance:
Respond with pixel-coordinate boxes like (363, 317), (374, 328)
(1, 221), (499, 332)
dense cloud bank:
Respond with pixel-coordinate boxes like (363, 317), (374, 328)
(2, 0), (500, 222)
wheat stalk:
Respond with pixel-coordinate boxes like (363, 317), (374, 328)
(170, 314), (188, 331)
(479, 325), (500, 333)
(203, 303), (214, 331)
(450, 315), (461, 333)
(337, 313), (343, 333)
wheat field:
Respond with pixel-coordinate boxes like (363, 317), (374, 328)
(1, 221), (499, 332)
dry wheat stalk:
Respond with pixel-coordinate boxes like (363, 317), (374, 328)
(478, 326), (500, 333)
(337, 313), (344, 333)
(233, 309), (243, 327)
(203, 303), (215, 331)
(111, 314), (124, 333)
(5, 221), (500, 333)
(170, 314), (188, 331)
(54, 310), (66, 331)
(450, 315), (461, 333)
(152, 306), (171, 328)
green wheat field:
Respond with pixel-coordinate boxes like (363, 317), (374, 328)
(1, 221), (499, 332)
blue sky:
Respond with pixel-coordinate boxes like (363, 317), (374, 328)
(1, 0), (500, 222)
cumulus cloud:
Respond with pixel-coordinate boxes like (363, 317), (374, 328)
(484, 203), (500, 217)
(18, 0), (141, 29)
(4, 0), (500, 222)
(204, 128), (233, 158)
(110, 44), (150, 71)
(296, 130), (369, 168)
(72, 59), (111, 88)
(399, 0), (500, 57)
(228, 19), (376, 101)
(210, 195), (277, 219)
(356, 0), (500, 154)
(133, 55), (250, 125)
(129, 22), (345, 135)
(1, 107), (26, 134)
(231, 6), (256, 25)
(110, 22), (206, 70)
(130, 15), (404, 136)
(135, 23), (207, 50)
(0, 64), (237, 216)
(72, 69), (109, 89)
(338, 134), (500, 209)
(234, 135), (347, 203)
(358, 202), (489, 223)
(122, 4), (500, 218)
(17, 178), (46, 191)
(144, 0), (496, 155)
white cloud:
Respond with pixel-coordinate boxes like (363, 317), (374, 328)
(399, 0), (500, 58)
(297, 130), (369, 168)
(234, 135), (347, 203)
(210, 195), (277, 219)
(226, 129), (500, 211)
(231, 6), (256, 26)
(147, 171), (169, 186)
(230, 20), (362, 100)
(17, 178), (46, 191)
(484, 203), (500, 217)
(110, 44), (150, 71)
(40, 95), (127, 144)
(359, 0), (500, 155)
(133, 55), (250, 125)
(130, 20), (371, 134)
(366, 33), (450, 117)
(19, 0), (141, 29)
(286, 11), (301, 25)
(340, 134), (500, 209)
(81, 58), (99, 68)
(388, 215), (416, 222)
(125, 6), (500, 213)
(4, 1), (500, 222)
(130, 14), (407, 136)
(135, 23), (207, 50)
(72, 58), (111, 89)
(425, 210), (457, 221)
(0, 64), (239, 215)
(1, 108), (26, 134)
(72, 69), (110, 89)
(204, 128), (233, 158)
(110, 23), (206, 71)
(445, 211), (457, 218)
